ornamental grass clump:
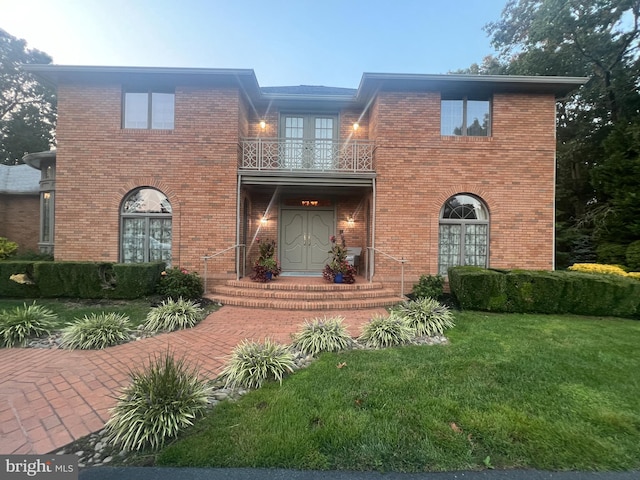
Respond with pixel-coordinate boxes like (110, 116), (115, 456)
(291, 316), (354, 356)
(395, 297), (455, 337)
(104, 352), (211, 452)
(142, 297), (204, 333)
(220, 338), (295, 389)
(358, 312), (414, 349)
(0, 302), (57, 347)
(61, 312), (132, 349)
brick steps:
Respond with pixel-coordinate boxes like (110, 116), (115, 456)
(206, 277), (405, 310)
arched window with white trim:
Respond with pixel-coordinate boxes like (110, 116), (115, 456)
(438, 194), (489, 276)
(121, 188), (172, 266)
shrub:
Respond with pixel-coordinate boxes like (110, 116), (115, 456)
(61, 312), (132, 349)
(449, 267), (640, 319)
(157, 267), (204, 300)
(568, 263), (629, 277)
(0, 302), (57, 347)
(0, 237), (18, 260)
(358, 313), (414, 349)
(626, 241), (640, 271)
(290, 316), (354, 355)
(142, 297), (204, 333)
(596, 242), (628, 265)
(410, 274), (444, 299)
(220, 339), (295, 389)
(104, 352), (211, 452)
(395, 298), (455, 336)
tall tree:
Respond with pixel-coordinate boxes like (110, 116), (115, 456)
(485, 0), (640, 267)
(0, 28), (56, 165)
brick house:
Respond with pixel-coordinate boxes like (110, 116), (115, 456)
(0, 164), (40, 253)
(24, 65), (586, 295)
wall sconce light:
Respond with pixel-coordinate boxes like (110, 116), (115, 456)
(347, 216), (355, 226)
(259, 120), (267, 130)
(260, 216), (268, 225)
(352, 122), (359, 131)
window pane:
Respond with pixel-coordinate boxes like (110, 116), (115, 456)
(442, 195), (488, 220)
(467, 100), (490, 136)
(151, 93), (175, 129)
(284, 117), (304, 168)
(122, 188), (172, 214)
(314, 117), (334, 169)
(42, 192), (52, 242)
(441, 100), (464, 136)
(124, 93), (148, 129)
(149, 218), (172, 266)
(439, 224), (461, 276)
(122, 218), (146, 263)
(464, 224), (488, 266)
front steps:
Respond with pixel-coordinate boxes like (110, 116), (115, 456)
(206, 276), (405, 310)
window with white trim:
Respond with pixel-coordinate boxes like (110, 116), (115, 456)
(438, 194), (489, 276)
(441, 97), (491, 136)
(123, 91), (175, 129)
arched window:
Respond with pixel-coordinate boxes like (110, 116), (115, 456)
(121, 188), (172, 266)
(439, 194), (489, 276)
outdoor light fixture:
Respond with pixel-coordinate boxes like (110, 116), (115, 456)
(259, 120), (266, 130)
(260, 216), (268, 225)
(353, 122), (359, 131)
(347, 216), (355, 226)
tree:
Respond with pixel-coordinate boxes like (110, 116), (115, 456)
(485, 0), (640, 267)
(0, 28), (56, 165)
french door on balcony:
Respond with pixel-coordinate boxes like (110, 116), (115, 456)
(281, 114), (337, 170)
(280, 209), (333, 272)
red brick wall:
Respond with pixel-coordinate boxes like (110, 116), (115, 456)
(0, 194), (40, 253)
(55, 83), (242, 277)
(372, 91), (557, 287)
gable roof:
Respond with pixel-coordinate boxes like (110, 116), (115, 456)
(0, 164), (40, 195)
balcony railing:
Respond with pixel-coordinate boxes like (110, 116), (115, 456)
(240, 138), (374, 173)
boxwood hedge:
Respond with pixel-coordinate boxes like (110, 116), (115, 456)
(0, 261), (164, 299)
(449, 266), (640, 319)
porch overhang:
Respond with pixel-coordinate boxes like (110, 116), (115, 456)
(239, 170), (375, 188)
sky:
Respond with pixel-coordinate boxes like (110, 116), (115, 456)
(1, 0), (507, 88)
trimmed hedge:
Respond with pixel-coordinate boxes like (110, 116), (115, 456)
(0, 261), (164, 299)
(449, 266), (640, 319)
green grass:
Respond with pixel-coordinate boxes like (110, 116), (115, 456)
(157, 312), (640, 472)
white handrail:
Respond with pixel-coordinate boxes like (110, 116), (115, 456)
(366, 246), (408, 298)
(202, 244), (246, 292)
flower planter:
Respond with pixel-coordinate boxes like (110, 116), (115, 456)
(265, 271), (273, 281)
(334, 272), (344, 283)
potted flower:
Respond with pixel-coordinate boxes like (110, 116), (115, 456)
(323, 233), (356, 284)
(250, 238), (281, 282)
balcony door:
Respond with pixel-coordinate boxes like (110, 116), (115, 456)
(281, 114), (337, 170)
(280, 209), (333, 272)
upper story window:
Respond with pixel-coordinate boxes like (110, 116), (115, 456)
(281, 114), (338, 170)
(441, 96), (491, 137)
(123, 91), (175, 130)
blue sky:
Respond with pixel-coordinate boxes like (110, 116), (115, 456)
(1, 0), (507, 88)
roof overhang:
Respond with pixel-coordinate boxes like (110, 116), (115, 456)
(239, 170), (375, 188)
(357, 73), (589, 101)
(22, 65), (589, 110)
(22, 149), (56, 170)
(22, 64), (263, 99)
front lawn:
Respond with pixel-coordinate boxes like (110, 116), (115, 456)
(157, 311), (640, 472)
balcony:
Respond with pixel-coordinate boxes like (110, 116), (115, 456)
(240, 138), (374, 173)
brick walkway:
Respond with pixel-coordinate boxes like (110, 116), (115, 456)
(0, 306), (386, 455)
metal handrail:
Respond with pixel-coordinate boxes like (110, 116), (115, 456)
(202, 244), (246, 292)
(366, 246), (408, 298)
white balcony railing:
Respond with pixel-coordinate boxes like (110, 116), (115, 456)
(240, 138), (374, 173)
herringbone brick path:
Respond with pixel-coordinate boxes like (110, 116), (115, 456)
(0, 306), (386, 455)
